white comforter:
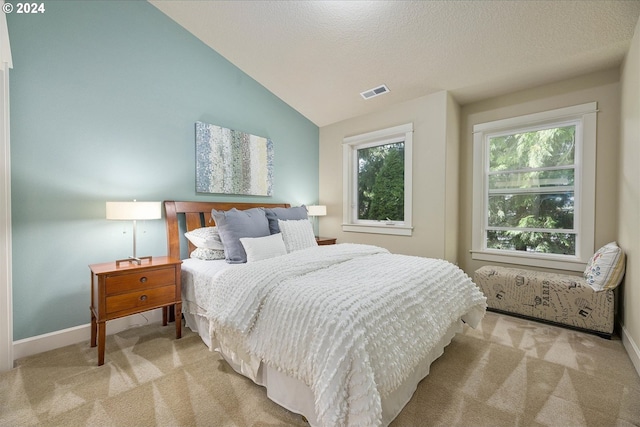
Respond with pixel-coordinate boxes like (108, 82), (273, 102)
(197, 243), (486, 427)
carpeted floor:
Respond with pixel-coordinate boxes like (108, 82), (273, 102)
(1, 311), (639, 427)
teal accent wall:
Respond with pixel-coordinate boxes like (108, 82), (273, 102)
(8, 1), (319, 340)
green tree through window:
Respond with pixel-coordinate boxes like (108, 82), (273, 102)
(472, 102), (597, 270)
(486, 125), (576, 255)
(344, 123), (413, 235)
(357, 142), (404, 221)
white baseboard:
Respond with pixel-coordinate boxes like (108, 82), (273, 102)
(12, 309), (164, 362)
(621, 324), (640, 377)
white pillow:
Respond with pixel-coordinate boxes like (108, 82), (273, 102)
(239, 233), (287, 262)
(584, 241), (626, 291)
(190, 248), (226, 261)
(278, 219), (317, 253)
(185, 227), (224, 250)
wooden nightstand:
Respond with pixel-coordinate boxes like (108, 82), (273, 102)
(316, 236), (337, 245)
(89, 256), (182, 366)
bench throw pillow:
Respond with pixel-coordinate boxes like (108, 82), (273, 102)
(584, 241), (626, 291)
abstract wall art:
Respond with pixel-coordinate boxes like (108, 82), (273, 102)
(195, 121), (274, 196)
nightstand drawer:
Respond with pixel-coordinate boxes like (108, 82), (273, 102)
(105, 267), (175, 295)
(106, 284), (176, 315)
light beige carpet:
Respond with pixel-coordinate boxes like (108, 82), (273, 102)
(1, 312), (639, 427)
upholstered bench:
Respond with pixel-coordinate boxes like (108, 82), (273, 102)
(473, 242), (626, 338)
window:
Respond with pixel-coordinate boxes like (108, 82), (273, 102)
(343, 123), (413, 236)
(472, 103), (597, 271)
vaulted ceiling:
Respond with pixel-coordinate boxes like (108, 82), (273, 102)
(150, 1), (640, 127)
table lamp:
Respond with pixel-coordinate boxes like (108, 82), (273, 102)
(106, 200), (161, 265)
(307, 205), (327, 238)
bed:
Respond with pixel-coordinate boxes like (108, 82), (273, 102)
(164, 200), (487, 427)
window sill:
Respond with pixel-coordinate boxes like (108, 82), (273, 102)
(471, 249), (586, 272)
(342, 223), (413, 236)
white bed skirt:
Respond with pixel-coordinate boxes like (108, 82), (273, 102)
(183, 310), (463, 427)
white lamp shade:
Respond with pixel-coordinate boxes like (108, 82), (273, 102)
(307, 205), (327, 216)
(106, 201), (162, 220)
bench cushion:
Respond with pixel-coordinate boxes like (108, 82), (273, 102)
(584, 242), (626, 291)
(474, 265), (615, 335)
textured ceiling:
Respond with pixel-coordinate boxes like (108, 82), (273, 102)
(150, 1), (640, 127)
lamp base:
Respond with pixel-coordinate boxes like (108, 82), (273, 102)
(116, 255), (153, 267)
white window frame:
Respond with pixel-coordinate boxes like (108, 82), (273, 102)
(342, 123), (413, 236)
(471, 103), (597, 271)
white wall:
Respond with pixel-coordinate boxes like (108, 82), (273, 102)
(445, 94), (461, 261)
(319, 91), (460, 261)
(618, 17), (640, 374)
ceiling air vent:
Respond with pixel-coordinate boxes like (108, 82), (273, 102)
(360, 84), (390, 100)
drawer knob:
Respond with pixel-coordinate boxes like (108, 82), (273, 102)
(140, 295), (147, 301)
(140, 277), (147, 283)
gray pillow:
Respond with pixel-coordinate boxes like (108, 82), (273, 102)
(264, 206), (308, 234)
(211, 208), (270, 263)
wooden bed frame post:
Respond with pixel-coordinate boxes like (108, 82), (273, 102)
(164, 201), (180, 260)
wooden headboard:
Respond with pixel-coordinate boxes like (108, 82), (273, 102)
(164, 200), (290, 260)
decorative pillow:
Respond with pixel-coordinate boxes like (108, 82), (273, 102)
(184, 227), (224, 250)
(278, 219), (317, 253)
(211, 208), (270, 263)
(190, 248), (226, 261)
(584, 242), (626, 291)
(264, 206), (308, 234)
(240, 233), (287, 262)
